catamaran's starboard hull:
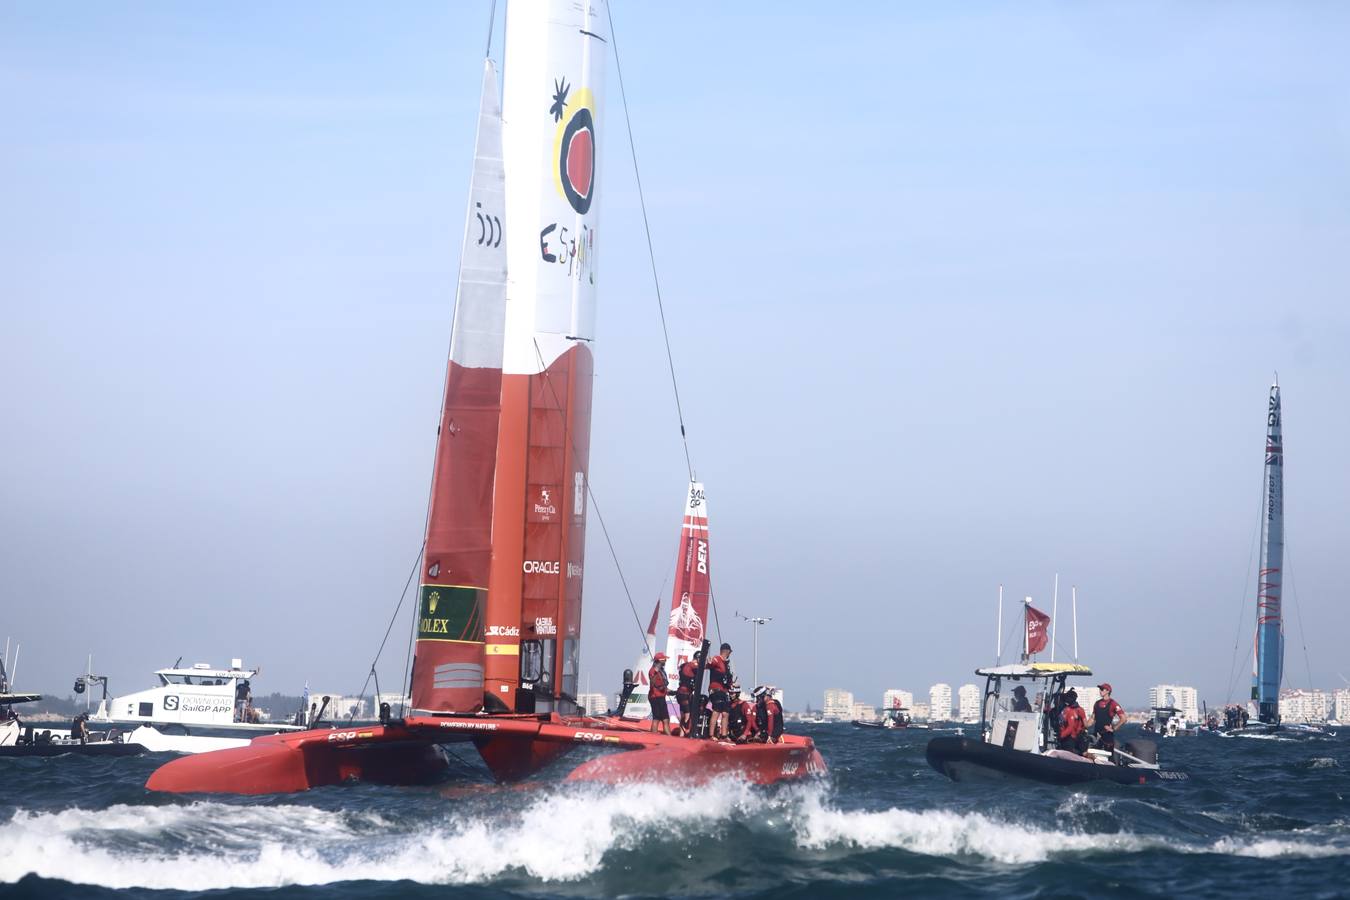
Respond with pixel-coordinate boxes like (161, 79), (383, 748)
(926, 737), (1183, 786)
(145, 713), (827, 794)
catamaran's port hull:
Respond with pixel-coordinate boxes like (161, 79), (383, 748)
(145, 713), (826, 794)
(926, 736), (1179, 786)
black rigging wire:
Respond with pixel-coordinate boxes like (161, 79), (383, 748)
(1224, 465), (1269, 704)
(605, 1), (693, 485)
(605, 4), (729, 644)
(345, 544), (424, 721)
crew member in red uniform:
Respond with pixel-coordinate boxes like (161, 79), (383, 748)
(647, 652), (671, 734)
(1092, 682), (1127, 752)
(727, 684), (756, 743)
(707, 643), (733, 740)
(753, 686), (785, 743)
(676, 651), (701, 736)
(1057, 689), (1088, 754)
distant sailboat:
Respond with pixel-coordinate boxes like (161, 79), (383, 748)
(1252, 380), (1286, 728)
(1223, 380), (1327, 736)
(624, 481), (712, 721)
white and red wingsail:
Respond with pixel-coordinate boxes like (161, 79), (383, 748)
(414, 0), (609, 715)
(662, 482), (712, 677)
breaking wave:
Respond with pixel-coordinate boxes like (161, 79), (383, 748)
(3, 779), (1347, 892)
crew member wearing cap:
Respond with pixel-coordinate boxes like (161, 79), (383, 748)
(707, 643), (733, 740)
(1011, 684), (1033, 712)
(648, 652), (671, 734)
(1091, 683), (1127, 752)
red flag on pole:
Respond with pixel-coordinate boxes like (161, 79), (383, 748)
(1025, 605), (1051, 655)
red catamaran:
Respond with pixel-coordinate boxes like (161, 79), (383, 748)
(147, 0), (823, 795)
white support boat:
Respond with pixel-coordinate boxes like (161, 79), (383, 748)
(89, 660), (305, 753)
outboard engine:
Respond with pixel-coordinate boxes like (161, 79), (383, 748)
(1122, 739), (1158, 765)
(614, 669), (636, 717)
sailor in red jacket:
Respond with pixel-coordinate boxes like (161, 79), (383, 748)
(1091, 682), (1127, 752)
(675, 651), (700, 736)
(648, 652), (671, 734)
(753, 686), (784, 743)
(727, 684), (756, 743)
(1057, 689), (1088, 755)
(707, 643), (733, 740)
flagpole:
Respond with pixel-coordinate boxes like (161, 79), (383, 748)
(1051, 573), (1059, 662)
(1022, 596), (1031, 663)
(1072, 585), (1079, 662)
(996, 584), (1003, 665)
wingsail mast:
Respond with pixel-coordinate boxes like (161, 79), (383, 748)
(1253, 379), (1284, 724)
(482, 0), (608, 714)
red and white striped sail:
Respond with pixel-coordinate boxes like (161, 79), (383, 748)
(662, 482), (712, 677)
(482, 0), (608, 712)
(410, 59), (508, 713)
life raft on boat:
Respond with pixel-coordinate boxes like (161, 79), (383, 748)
(145, 712), (826, 794)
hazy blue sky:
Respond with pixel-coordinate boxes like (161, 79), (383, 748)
(3, 3), (1348, 710)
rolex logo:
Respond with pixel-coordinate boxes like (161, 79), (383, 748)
(429, 590), (440, 614)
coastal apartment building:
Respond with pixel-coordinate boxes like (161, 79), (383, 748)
(1280, 688), (1329, 723)
(823, 689), (855, 721)
(957, 683), (981, 722)
(929, 683), (953, 721)
(1336, 688), (1350, 724)
(881, 689), (913, 712)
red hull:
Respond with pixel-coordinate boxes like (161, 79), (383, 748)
(145, 714), (826, 795)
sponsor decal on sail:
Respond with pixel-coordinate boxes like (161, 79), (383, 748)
(522, 560), (560, 575)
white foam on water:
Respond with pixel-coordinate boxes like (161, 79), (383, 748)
(1208, 837), (1349, 859)
(786, 789), (1158, 864)
(1307, 757), (1339, 769)
(0, 781), (763, 890)
(4, 783), (1347, 889)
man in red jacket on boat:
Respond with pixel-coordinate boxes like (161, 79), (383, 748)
(648, 652), (671, 734)
(707, 643), (733, 740)
(1057, 689), (1088, 755)
(676, 651), (700, 736)
(728, 684), (756, 743)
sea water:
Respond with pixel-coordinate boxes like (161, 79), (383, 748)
(1, 724), (1347, 898)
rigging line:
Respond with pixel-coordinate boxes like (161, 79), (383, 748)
(345, 544), (425, 720)
(484, 0), (498, 58)
(1224, 471), (1267, 704)
(530, 339), (650, 653)
(605, 0), (694, 483)
(1283, 536), (1317, 692)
